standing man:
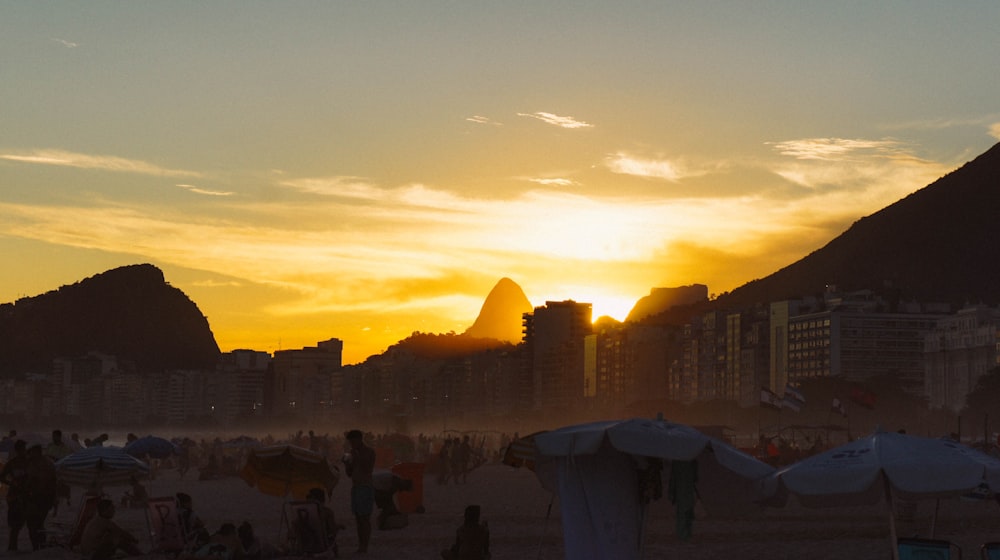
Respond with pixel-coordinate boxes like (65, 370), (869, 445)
(343, 429), (376, 554)
(25, 445), (58, 550)
(45, 429), (73, 462)
(0, 440), (29, 551)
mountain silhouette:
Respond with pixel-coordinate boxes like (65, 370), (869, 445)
(0, 264), (220, 376)
(464, 277), (533, 342)
(713, 141), (1000, 310)
(626, 285), (708, 322)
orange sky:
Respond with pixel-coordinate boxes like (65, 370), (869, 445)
(2, 4), (999, 364)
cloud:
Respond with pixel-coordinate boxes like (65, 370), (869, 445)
(527, 177), (577, 187)
(605, 153), (683, 181)
(517, 111), (593, 129)
(767, 137), (947, 193)
(879, 114), (1000, 132)
(768, 138), (906, 161)
(990, 122), (1000, 141)
(0, 149), (200, 178)
(176, 184), (234, 197)
(466, 115), (502, 126)
(191, 279), (242, 288)
(52, 38), (79, 48)
(277, 176), (385, 200)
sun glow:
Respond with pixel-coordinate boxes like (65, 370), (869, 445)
(591, 295), (638, 322)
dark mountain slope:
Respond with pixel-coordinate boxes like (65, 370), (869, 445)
(0, 264), (220, 375)
(717, 142), (1000, 308)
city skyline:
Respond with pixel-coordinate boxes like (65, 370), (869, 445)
(2, 3), (999, 364)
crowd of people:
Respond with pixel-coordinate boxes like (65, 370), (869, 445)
(0, 426), (502, 558)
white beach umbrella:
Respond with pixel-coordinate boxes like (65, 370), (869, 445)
(761, 429), (1000, 560)
(532, 417), (775, 560)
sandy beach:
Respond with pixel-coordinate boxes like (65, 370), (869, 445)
(3, 459), (1000, 560)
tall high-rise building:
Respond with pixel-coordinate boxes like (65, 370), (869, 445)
(522, 300), (593, 412)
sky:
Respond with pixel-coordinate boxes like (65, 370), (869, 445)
(2, 2), (1000, 365)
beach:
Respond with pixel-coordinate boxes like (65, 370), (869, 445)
(3, 461), (1000, 559)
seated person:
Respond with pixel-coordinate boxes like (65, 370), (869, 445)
(441, 505), (490, 560)
(120, 476), (149, 508)
(373, 470), (413, 530)
(177, 492), (210, 549)
(79, 498), (144, 559)
(300, 487), (341, 555)
(237, 521), (262, 560)
(186, 523), (246, 559)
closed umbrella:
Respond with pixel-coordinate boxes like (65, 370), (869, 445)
(55, 446), (150, 488)
(239, 444), (339, 499)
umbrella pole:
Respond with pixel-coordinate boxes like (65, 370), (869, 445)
(930, 498), (939, 538)
(638, 502), (647, 559)
(884, 476), (900, 560)
(535, 494), (555, 560)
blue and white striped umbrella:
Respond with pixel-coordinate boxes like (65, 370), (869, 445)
(55, 445), (150, 487)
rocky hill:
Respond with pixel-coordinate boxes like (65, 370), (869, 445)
(0, 264), (220, 376)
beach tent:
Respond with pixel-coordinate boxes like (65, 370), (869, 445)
(761, 429), (1000, 560)
(532, 417), (775, 560)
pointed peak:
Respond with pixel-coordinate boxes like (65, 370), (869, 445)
(465, 278), (533, 343)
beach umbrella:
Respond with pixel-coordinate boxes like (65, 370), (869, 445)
(239, 444), (339, 499)
(761, 429), (1000, 560)
(501, 431), (548, 471)
(532, 417), (775, 560)
(55, 446), (150, 488)
(124, 435), (179, 459)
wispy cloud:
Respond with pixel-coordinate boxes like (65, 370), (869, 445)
(0, 149), (200, 178)
(768, 138), (907, 161)
(191, 279), (243, 288)
(277, 176), (385, 200)
(517, 111), (593, 129)
(767, 137), (947, 195)
(879, 114), (1000, 132)
(606, 153), (684, 181)
(466, 115), (502, 126)
(176, 184), (234, 197)
(527, 177), (577, 187)
(990, 122), (1000, 141)
(51, 38), (79, 48)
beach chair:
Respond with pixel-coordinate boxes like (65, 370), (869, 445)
(897, 537), (962, 560)
(282, 500), (328, 555)
(146, 495), (187, 554)
(46, 494), (101, 550)
(981, 542), (1000, 560)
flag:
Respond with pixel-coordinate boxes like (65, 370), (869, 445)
(782, 394), (801, 412)
(784, 383), (806, 404)
(849, 386), (877, 409)
(759, 388), (781, 410)
(831, 397), (847, 417)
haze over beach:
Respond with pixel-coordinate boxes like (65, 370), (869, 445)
(2, 3), (1000, 364)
